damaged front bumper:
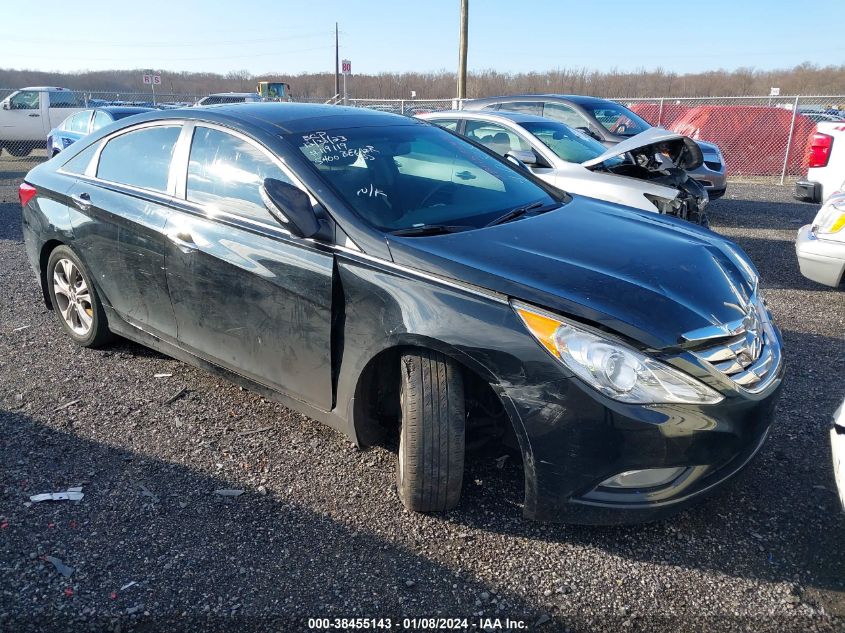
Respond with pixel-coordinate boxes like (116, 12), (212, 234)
(496, 364), (784, 525)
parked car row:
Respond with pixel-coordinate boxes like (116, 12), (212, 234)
(20, 103), (786, 524)
(419, 110), (710, 225)
(462, 94), (728, 199)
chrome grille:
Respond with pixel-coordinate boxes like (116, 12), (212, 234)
(684, 297), (781, 392)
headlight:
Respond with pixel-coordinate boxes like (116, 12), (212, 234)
(513, 302), (723, 405)
(813, 197), (845, 235)
(643, 193), (682, 215)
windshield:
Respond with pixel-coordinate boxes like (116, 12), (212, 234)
(289, 124), (561, 232)
(581, 102), (651, 137)
(519, 120), (623, 166)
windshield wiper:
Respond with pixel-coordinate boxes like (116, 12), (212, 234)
(484, 201), (552, 227)
(390, 224), (473, 237)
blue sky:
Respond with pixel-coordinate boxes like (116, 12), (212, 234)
(5, 0), (845, 75)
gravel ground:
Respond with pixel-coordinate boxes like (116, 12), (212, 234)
(1, 174), (844, 632)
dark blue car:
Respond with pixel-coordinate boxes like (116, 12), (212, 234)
(47, 106), (153, 156)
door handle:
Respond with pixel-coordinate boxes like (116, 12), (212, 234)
(167, 231), (198, 253)
(28, 113), (40, 117)
(71, 192), (91, 210)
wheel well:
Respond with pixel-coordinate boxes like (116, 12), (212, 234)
(39, 239), (64, 309)
(353, 345), (520, 460)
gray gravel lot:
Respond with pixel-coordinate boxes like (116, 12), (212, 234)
(1, 172), (844, 632)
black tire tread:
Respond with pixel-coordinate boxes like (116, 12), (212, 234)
(398, 349), (465, 512)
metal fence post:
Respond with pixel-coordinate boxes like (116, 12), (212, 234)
(780, 95), (800, 185)
(401, 100), (405, 115)
(657, 97), (664, 127)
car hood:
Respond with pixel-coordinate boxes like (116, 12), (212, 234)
(386, 196), (758, 349)
(581, 127), (703, 171)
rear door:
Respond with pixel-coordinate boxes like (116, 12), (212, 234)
(164, 123), (335, 409)
(64, 123), (182, 339)
(45, 90), (87, 129)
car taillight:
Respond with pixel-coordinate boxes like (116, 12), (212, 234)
(19, 182), (37, 208)
(808, 133), (833, 168)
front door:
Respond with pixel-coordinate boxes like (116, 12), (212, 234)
(2, 90), (46, 141)
(164, 124), (334, 410)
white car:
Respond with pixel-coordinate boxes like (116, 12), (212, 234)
(795, 120), (845, 204)
(795, 188), (845, 287)
(831, 397), (845, 512)
(418, 110), (709, 225)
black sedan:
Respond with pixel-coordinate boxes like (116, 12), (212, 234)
(19, 104), (783, 523)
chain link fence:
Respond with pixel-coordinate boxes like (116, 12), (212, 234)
(2, 89), (843, 189)
(611, 95), (845, 183)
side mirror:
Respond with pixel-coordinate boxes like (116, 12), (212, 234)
(506, 149), (537, 166)
(1, 100), (9, 111)
(260, 178), (322, 239)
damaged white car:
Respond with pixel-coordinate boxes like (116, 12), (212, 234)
(418, 110), (709, 226)
(796, 188), (845, 287)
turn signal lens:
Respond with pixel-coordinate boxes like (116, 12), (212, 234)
(513, 301), (723, 405)
(813, 197), (845, 235)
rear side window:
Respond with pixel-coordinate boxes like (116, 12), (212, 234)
(498, 101), (542, 116)
(186, 126), (292, 223)
(91, 110), (112, 131)
(429, 119), (460, 131)
(97, 126), (181, 193)
(63, 111), (91, 134)
(49, 91), (85, 108)
(464, 120), (530, 156)
(62, 142), (100, 175)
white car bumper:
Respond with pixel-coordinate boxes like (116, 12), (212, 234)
(795, 225), (845, 287)
(831, 400), (845, 512)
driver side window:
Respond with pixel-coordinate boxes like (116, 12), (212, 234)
(10, 91), (39, 110)
(542, 103), (587, 129)
(187, 126), (294, 224)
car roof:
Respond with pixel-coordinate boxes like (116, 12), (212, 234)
(205, 92), (259, 97)
(119, 103), (418, 134)
(19, 86), (72, 91)
(423, 109), (551, 126)
(467, 94), (616, 107)
(93, 106), (155, 115)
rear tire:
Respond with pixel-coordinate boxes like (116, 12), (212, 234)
(5, 142), (32, 157)
(46, 245), (113, 348)
(397, 350), (465, 512)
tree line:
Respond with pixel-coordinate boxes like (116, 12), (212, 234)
(1, 63), (844, 100)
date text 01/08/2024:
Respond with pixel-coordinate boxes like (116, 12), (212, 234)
(306, 617), (529, 630)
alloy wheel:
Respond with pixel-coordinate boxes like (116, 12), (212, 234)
(52, 258), (94, 336)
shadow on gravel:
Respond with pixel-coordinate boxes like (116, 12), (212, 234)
(0, 410), (551, 633)
(708, 197), (818, 231)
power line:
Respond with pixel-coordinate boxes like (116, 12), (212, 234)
(2, 44), (335, 64)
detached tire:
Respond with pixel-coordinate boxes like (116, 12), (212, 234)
(46, 245), (113, 348)
(397, 350), (465, 512)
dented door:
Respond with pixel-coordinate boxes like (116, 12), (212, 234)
(163, 211), (335, 410)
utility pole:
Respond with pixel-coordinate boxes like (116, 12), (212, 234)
(335, 22), (340, 99)
(457, 0), (468, 99)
